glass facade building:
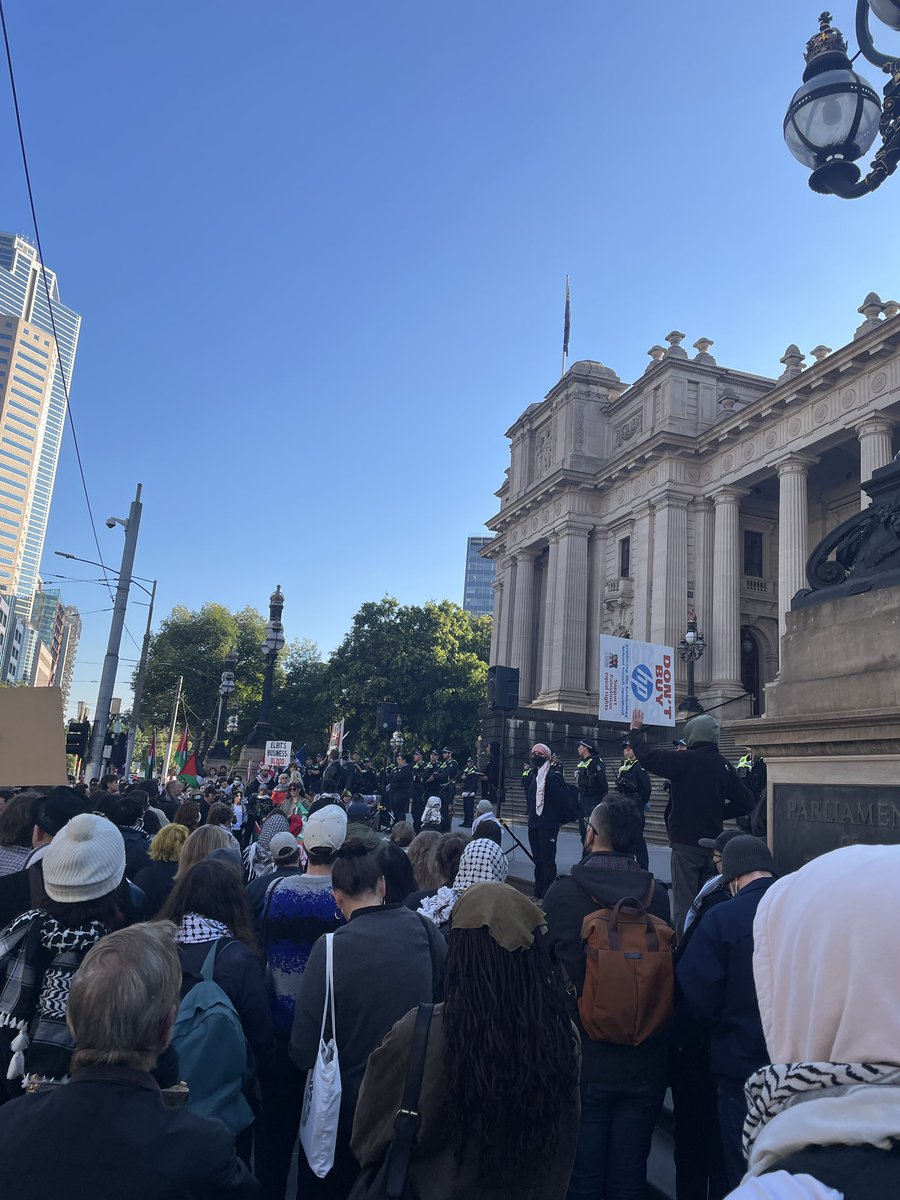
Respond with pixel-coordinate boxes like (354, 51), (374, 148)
(463, 536), (496, 618)
(0, 234), (81, 611)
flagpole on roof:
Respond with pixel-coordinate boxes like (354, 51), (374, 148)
(162, 674), (183, 781)
(561, 274), (571, 378)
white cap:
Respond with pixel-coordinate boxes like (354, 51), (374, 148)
(43, 813), (126, 903)
(303, 805), (348, 852)
(269, 831), (300, 863)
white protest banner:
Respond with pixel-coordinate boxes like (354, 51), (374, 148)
(264, 740), (292, 768)
(599, 636), (676, 727)
(328, 720), (345, 753)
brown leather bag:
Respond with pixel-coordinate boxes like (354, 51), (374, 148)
(577, 884), (675, 1045)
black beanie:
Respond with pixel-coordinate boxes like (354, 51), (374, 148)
(721, 834), (776, 884)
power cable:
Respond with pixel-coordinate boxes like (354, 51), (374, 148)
(0, 0), (115, 602)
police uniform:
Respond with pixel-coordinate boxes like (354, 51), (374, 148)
(737, 752), (767, 835)
(437, 750), (460, 832)
(575, 740), (608, 836)
(460, 759), (480, 827)
(616, 745), (652, 869)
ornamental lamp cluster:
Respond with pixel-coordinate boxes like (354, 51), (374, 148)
(785, 7), (900, 197)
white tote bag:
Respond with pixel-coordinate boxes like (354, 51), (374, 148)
(299, 932), (342, 1177)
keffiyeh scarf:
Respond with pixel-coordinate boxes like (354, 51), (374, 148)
(176, 913), (233, 944)
(743, 1060), (900, 1160)
(418, 839), (508, 926)
(0, 909), (107, 1084)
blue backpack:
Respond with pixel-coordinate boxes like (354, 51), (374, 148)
(171, 940), (253, 1134)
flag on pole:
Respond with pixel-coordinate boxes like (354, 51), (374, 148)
(172, 728), (188, 776)
(143, 732), (157, 780)
(179, 751), (200, 788)
(562, 274), (571, 370)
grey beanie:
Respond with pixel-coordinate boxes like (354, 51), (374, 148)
(721, 834), (776, 884)
(43, 813), (126, 903)
(684, 713), (720, 747)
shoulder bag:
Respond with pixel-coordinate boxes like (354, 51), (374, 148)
(299, 932), (342, 1177)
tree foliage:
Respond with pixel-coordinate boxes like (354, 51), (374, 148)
(136, 596), (490, 764)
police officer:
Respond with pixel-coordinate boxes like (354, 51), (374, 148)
(410, 750), (427, 832)
(575, 739), (608, 838)
(460, 757), (480, 827)
(736, 748), (767, 836)
(389, 752), (413, 825)
(521, 760), (535, 790)
(437, 747), (460, 832)
(616, 738), (652, 869)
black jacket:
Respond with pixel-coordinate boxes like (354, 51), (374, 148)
(676, 876), (777, 1082)
(322, 761), (346, 792)
(120, 827), (152, 882)
(290, 905), (446, 1130)
(177, 939), (275, 1075)
(544, 852), (672, 1085)
(437, 758), (459, 798)
(388, 763), (413, 804)
(628, 728), (752, 845)
(615, 760), (652, 806)
(0, 1065), (259, 1198)
(525, 768), (571, 831)
(133, 860), (178, 918)
(575, 756), (609, 805)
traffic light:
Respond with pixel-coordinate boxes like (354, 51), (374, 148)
(65, 720), (90, 759)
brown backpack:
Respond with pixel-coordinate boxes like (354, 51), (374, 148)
(576, 884), (675, 1045)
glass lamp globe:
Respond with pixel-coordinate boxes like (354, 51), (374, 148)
(784, 67), (881, 168)
(869, 0), (900, 30)
(684, 629), (697, 646)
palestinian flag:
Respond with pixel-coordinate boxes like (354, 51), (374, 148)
(172, 728), (188, 776)
(144, 732), (157, 780)
(179, 751), (200, 788)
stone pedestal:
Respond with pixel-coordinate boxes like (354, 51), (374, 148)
(731, 586), (900, 873)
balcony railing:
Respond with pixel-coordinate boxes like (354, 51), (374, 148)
(605, 577), (634, 600)
(742, 575), (777, 598)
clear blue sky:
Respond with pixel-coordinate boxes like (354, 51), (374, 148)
(1, 1), (898, 715)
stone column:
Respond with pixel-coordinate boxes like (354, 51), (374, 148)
(495, 556), (514, 666)
(537, 535), (558, 703)
(691, 500), (714, 685)
(509, 549), (537, 702)
(857, 416), (894, 507)
(547, 522), (591, 703)
(631, 504), (652, 641)
(711, 489), (744, 689)
(586, 527), (607, 701)
(777, 456), (815, 644)
(650, 496), (689, 650)
(488, 573), (504, 665)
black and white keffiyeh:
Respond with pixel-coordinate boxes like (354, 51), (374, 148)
(418, 839), (508, 926)
(0, 908), (108, 1084)
(743, 1060), (900, 1159)
(176, 913), (232, 944)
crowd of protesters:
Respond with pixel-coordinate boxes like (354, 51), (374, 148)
(0, 708), (895, 1199)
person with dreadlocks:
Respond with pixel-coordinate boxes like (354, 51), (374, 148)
(352, 881), (580, 1198)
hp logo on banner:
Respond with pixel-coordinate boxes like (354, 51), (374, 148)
(630, 664), (654, 703)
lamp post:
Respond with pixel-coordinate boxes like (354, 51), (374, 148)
(784, 9), (900, 197)
(677, 609), (706, 716)
(245, 586), (286, 749)
(206, 649), (237, 764)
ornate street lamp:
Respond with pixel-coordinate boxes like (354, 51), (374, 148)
(784, 9), (900, 197)
(677, 609), (706, 715)
(245, 586), (286, 749)
(226, 714), (239, 735)
(206, 649), (237, 762)
(390, 728), (404, 755)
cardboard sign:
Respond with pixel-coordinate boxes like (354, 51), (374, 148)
(264, 739), (292, 768)
(599, 636), (676, 727)
(0, 687), (68, 785)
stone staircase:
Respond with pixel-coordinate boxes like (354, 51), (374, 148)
(499, 729), (744, 848)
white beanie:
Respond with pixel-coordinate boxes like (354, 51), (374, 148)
(43, 813), (126, 903)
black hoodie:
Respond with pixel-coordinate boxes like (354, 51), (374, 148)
(544, 851), (672, 1085)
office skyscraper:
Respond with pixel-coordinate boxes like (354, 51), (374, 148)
(0, 234), (81, 611)
(463, 536), (496, 618)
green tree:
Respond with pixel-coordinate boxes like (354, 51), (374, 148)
(136, 603), (268, 751)
(319, 597), (490, 758)
(270, 639), (331, 754)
